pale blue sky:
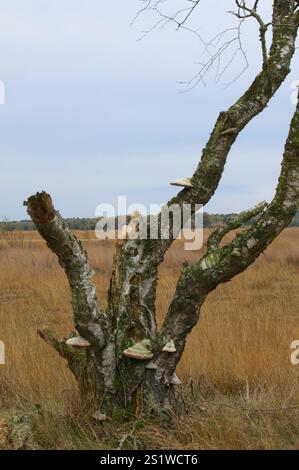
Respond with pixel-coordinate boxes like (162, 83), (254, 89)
(0, 0), (297, 220)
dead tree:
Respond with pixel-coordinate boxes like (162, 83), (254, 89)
(25, 1), (299, 419)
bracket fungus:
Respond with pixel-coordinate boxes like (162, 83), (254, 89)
(145, 361), (158, 370)
(162, 340), (176, 353)
(169, 373), (182, 385)
(123, 339), (153, 360)
(65, 336), (91, 348)
(170, 177), (193, 188)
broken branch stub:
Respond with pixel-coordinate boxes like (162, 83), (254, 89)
(24, 192), (108, 341)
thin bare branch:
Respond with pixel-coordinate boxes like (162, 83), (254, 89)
(233, 0), (270, 66)
(134, 0), (250, 88)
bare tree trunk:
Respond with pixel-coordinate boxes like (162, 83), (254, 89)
(24, 1), (299, 419)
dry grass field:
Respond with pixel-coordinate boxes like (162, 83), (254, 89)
(0, 228), (299, 449)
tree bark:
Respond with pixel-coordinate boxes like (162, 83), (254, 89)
(154, 96), (299, 383)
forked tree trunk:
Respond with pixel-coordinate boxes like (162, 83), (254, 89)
(25, 99), (299, 418)
(24, 1), (299, 420)
(25, 199), (178, 416)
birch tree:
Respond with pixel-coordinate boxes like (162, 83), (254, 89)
(24, 1), (299, 420)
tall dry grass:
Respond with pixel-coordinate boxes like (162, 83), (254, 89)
(0, 228), (299, 449)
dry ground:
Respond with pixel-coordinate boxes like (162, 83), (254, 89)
(0, 228), (299, 449)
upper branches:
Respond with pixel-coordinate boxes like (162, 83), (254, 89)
(134, 0), (202, 32)
(134, 0), (271, 88)
(136, 1), (299, 89)
(140, 0), (298, 266)
(232, 1), (271, 67)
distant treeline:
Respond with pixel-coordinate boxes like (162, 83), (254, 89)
(1, 211), (299, 231)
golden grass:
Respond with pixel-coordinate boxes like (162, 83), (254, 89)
(1, 228), (299, 449)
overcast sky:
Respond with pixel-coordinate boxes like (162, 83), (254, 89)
(0, 0), (298, 220)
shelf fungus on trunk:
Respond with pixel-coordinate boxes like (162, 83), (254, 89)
(170, 177), (193, 188)
(145, 361), (158, 370)
(123, 339), (153, 360)
(169, 373), (182, 385)
(162, 339), (176, 353)
(65, 336), (91, 348)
